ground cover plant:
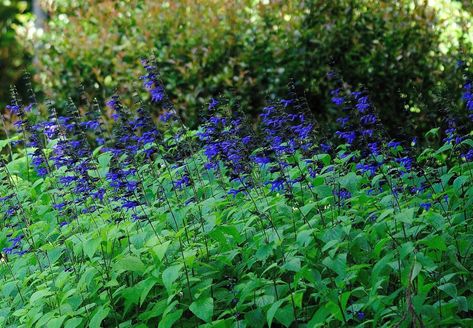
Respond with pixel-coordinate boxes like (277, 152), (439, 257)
(0, 58), (472, 327)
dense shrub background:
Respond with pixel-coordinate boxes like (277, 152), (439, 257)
(22, 0), (472, 134)
(0, 0), (32, 112)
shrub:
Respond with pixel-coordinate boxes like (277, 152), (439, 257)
(0, 1), (32, 112)
(24, 0), (472, 133)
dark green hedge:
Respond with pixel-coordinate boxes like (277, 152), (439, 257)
(27, 0), (472, 135)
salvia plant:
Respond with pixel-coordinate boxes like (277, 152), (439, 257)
(0, 57), (472, 328)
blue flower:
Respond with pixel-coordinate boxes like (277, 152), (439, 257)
(174, 175), (191, 190)
(360, 114), (377, 125)
(461, 149), (473, 162)
(355, 96), (370, 113)
(208, 98), (219, 110)
(280, 99), (293, 107)
(320, 143), (331, 152)
(150, 87), (164, 103)
(253, 156), (271, 165)
(357, 311), (365, 320)
(420, 202), (431, 211)
(80, 120), (101, 130)
(331, 96), (344, 106)
(267, 178), (285, 192)
(159, 111), (175, 122)
(368, 142), (379, 155)
(396, 156), (413, 171)
(335, 131), (356, 144)
(6, 104), (21, 115)
(335, 189), (351, 200)
(121, 200), (140, 210)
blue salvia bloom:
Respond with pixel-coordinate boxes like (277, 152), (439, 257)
(463, 81), (472, 117)
(336, 116), (350, 127)
(360, 114), (377, 125)
(334, 188), (351, 204)
(335, 131), (356, 145)
(388, 141), (401, 149)
(330, 88), (345, 106)
(356, 163), (377, 176)
(461, 149), (473, 162)
(199, 97), (252, 175)
(2, 234), (25, 256)
(368, 142), (379, 156)
(174, 175), (191, 190)
(267, 178), (285, 192)
(420, 202), (432, 211)
(354, 95), (370, 113)
(396, 156), (413, 171)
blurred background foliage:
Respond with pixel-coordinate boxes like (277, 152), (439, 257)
(2, 0), (473, 135)
(0, 0), (32, 111)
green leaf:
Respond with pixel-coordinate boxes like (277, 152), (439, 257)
(97, 152), (112, 168)
(158, 309), (183, 328)
(140, 278), (158, 306)
(84, 237), (101, 259)
(438, 283), (457, 298)
(322, 253), (347, 277)
(89, 306), (110, 328)
(300, 203), (316, 217)
(308, 305), (331, 326)
(425, 127), (440, 138)
(410, 262), (422, 282)
(152, 241), (171, 262)
(49, 316), (67, 328)
(395, 207), (415, 223)
(422, 235), (447, 251)
(340, 172), (361, 192)
(267, 299), (285, 327)
(371, 253), (393, 284)
(453, 176), (468, 193)
(282, 258), (301, 272)
(115, 256), (146, 275)
(274, 304), (294, 327)
(255, 243), (273, 261)
(30, 289), (53, 304)
(189, 297), (214, 323)
(162, 264), (183, 293)
(64, 317), (82, 328)
(314, 185), (332, 199)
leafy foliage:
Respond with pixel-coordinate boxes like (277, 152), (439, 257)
(0, 59), (472, 327)
(0, 0), (32, 113)
(24, 0), (473, 134)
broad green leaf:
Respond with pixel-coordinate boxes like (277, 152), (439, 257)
(89, 307), (110, 328)
(48, 316), (67, 328)
(30, 289), (53, 304)
(158, 309), (183, 328)
(189, 297), (214, 323)
(140, 278), (158, 306)
(84, 237), (101, 259)
(162, 264), (183, 293)
(267, 299), (285, 327)
(152, 241), (171, 262)
(64, 317), (82, 328)
(115, 256), (146, 275)
(438, 283), (457, 298)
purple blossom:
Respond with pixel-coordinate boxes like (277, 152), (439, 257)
(267, 178), (285, 192)
(420, 202), (431, 211)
